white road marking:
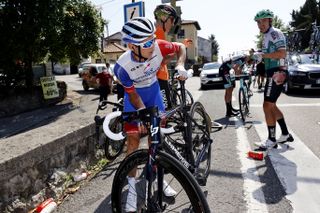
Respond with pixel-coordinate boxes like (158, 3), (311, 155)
(255, 123), (320, 213)
(251, 103), (320, 108)
(235, 118), (268, 213)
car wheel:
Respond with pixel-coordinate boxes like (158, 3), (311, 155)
(82, 80), (89, 91)
(200, 84), (207, 90)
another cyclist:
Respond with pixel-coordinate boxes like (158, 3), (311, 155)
(154, 4), (180, 110)
(219, 55), (247, 117)
(113, 17), (188, 212)
(253, 9), (294, 151)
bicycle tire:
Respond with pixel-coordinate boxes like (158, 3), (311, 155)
(171, 88), (194, 108)
(188, 102), (212, 183)
(238, 88), (249, 123)
(111, 149), (210, 212)
(104, 116), (125, 160)
(170, 89), (181, 108)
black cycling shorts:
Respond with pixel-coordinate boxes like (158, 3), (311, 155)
(158, 79), (172, 110)
(264, 68), (288, 102)
(223, 74), (236, 89)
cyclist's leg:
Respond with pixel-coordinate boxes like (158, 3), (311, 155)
(224, 75), (238, 116)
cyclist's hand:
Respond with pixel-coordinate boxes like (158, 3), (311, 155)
(137, 121), (147, 135)
(272, 71), (287, 85)
(175, 65), (188, 80)
(252, 52), (263, 62)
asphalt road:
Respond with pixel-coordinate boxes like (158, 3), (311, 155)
(54, 74), (320, 213)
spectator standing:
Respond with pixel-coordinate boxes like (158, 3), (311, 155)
(96, 68), (112, 102)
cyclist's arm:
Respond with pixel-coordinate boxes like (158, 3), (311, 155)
(157, 40), (186, 68)
(127, 91), (145, 110)
(262, 48), (286, 59)
(173, 42), (186, 68)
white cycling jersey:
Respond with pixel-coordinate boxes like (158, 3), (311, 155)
(262, 27), (286, 70)
(114, 40), (179, 91)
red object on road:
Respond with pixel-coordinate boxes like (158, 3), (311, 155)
(36, 198), (57, 213)
(247, 151), (264, 160)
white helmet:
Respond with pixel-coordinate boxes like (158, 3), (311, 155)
(121, 17), (155, 44)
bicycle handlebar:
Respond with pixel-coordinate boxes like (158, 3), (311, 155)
(103, 111), (125, 141)
(103, 108), (175, 141)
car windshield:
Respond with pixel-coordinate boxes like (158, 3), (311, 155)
(203, 63), (221, 70)
(97, 66), (105, 73)
(290, 54), (314, 65)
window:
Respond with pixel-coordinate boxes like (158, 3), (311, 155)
(177, 29), (185, 39)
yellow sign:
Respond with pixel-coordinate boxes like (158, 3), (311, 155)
(40, 76), (59, 99)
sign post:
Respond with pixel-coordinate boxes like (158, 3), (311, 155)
(123, 1), (145, 23)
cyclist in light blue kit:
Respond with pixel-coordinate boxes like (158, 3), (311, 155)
(219, 55), (248, 117)
(113, 17), (188, 212)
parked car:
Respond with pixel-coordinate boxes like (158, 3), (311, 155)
(81, 63), (107, 91)
(199, 62), (223, 89)
(284, 53), (320, 93)
(53, 63), (70, 75)
(78, 62), (92, 77)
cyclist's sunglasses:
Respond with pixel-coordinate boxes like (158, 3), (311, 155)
(136, 37), (156, 49)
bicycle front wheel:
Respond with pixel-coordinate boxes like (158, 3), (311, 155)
(111, 149), (210, 212)
(238, 88), (249, 122)
(104, 116), (125, 160)
(188, 102), (212, 184)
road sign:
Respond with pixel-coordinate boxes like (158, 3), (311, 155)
(123, 1), (145, 23)
(161, 0), (182, 3)
(40, 76), (59, 99)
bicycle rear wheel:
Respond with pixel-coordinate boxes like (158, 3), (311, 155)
(104, 116), (125, 160)
(238, 88), (249, 123)
(111, 149), (210, 212)
(188, 102), (212, 185)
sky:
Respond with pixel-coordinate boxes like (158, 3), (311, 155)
(91, 0), (307, 58)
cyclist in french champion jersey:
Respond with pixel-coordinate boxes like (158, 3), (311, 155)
(252, 9), (294, 151)
(113, 17), (188, 212)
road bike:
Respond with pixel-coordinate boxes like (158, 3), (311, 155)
(285, 29), (304, 53)
(236, 73), (251, 123)
(104, 106), (211, 212)
(163, 78), (212, 185)
(309, 21), (320, 63)
(94, 99), (125, 161)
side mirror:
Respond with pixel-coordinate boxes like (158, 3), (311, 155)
(198, 68), (203, 71)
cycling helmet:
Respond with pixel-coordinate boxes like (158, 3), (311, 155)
(254, 9), (274, 21)
(121, 17), (155, 44)
(154, 4), (179, 25)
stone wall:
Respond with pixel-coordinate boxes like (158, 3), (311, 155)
(0, 124), (97, 212)
(0, 81), (67, 118)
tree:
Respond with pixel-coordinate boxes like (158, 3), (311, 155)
(208, 34), (219, 61)
(290, 0), (320, 51)
(0, 0), (105, 88)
